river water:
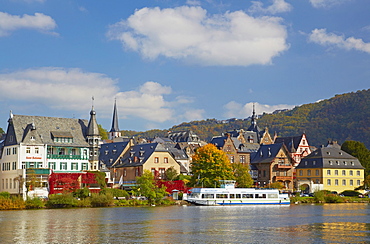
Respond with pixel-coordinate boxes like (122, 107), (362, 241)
(0, 203), (369, 243)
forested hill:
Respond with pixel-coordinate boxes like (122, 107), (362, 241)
(123, 89), (370, 148)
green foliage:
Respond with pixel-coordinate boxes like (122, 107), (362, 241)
(25, 197), (45, 209)
(190, 144), (234, 187)
(73, 187), (90, 199)
(341, 140), (370, 176)
(340, 190), (361, 197)
(75, 198), (92, 207)
(100, 188), (129, 198)
(0, 192), (11, 198)
(90, 193), (114, 207)
(265, 182), (284, 189)
(124, 89), (370, 149)
(46, 193), (77, 208)
(133, 170), (168, 204)
(88, 171), (107, 188)
(0, 127), (4, 134)
(313, 190), (325, 202)
(98, 124), (108, 140)
(165, 166), (178, 181)
(232, 163), (253, 188)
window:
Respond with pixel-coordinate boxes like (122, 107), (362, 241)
(48, 162), (56, 170)
(12, 162), (16, 170)
(240, 156), (245, 163)
(335, 179), (338, 186)
(349, 170), (353, 176)
(60, 162), (67, 170)
(316, 179), (320, 184)
(327, 179), (331, 185)
(12, 147), (17, 155)
(6, 148), (11, 155)
(35, 147), (39, 154)
(342, 170), (346, 176)
(159, 168), (165, 179)
(357, 171), (361, 176)
(154, 157), (159, 163)
(299, 170), (303, 176)
(26, 147), (31, 154)
(327, 170), (331, 175)
(342, 180), (346, 186)
(71, 163), (78, 170)
(315, 170), (319, 176)
(313, 161), (316, 165)
(329, 161), (333, 165)
(82, 163), (88, 170)
(335, 170), (338, 176)
(164, 157), (168, 163)
(350, 180), (353, 186)
(230, 156), (234, 163)
(307, 170), (311, 176)
(357, 180), (361, 186)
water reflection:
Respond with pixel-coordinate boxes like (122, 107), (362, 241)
(0, 204), (369, 243)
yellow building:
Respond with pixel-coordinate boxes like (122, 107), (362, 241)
(296, 143), (364, 194)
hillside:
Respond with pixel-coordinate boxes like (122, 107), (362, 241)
(123, 89), (370, 148)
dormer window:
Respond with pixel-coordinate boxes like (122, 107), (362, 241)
(30, 136), (35, 141)
(51, 131), (73, 143)
(130, 152), (135, 157)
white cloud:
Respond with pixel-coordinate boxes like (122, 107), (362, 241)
(309, 28), (370, 54)
(186, 0), (201, 6)
(0, 67), (200, 124)
(309, 0), (350, 8)
(0, 12), (57, 37)
(107, 6), (289, 66)
(223, 101), (295, 118)
(248, 0), (292, 14)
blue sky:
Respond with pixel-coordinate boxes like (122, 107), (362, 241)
(0, 0), (369, 132)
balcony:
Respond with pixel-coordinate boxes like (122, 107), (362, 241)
(276, 163), (292, 169)
(274, 175), (293, 181)
(47, 154), (88, 160)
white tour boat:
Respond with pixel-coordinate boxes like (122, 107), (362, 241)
(185, 180), (290, 206)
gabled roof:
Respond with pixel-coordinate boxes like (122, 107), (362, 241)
(296, 146), (364, 169)
(99, 141), (130, 167)
(275, 134), (306, 153)
(251, 143), (286, 164)
(116, 143), (172, 168)
(5, 114), (89, 147)
(167, 130), (201, 143)
(210, 136), (227, 149)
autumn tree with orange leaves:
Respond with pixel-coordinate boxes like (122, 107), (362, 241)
(190, 144), (234, 188)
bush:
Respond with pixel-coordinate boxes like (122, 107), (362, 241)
(314, 191), (326, 203)
(46, 193), (77, 208)
(324, 194), (344, 203)
(25, 197), (45, 209)
(90, 193), (114, 207)
(75, 198), (92, 207)
(0, 192), (11, 199)
(100, 188), (130, 198)
(341, 190), (361, 197)
(0, 196), (25, 210)
(73, 187), (91, 199)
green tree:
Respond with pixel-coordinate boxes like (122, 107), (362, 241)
(190, 144), (234, 188)
(0, 127), (4, 135)
(133, 170), (167, 204)
(341, 140), (370, 176)
(232, 163), (253, 188)
(165, 166), (178, 181)
(98, 124), (108, 140)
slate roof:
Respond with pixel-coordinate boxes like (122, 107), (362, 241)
(251, 143), (285, 164)
(116, 143), (170, 168)
(99, 141), (130, 167)
(6, 114), (89, 147)
(275, 135), (305, 153)
(296, 146), (364, 169)
(167, 130), (201, 143)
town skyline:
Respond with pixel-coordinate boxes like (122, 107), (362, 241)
(1, 0), (369, 131)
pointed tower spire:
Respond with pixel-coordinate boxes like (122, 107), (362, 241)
(87, 97), (99, 137)
(109, 99), (121, 140)
(86, 97), (101, 170)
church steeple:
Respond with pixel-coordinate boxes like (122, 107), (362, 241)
(87, 99), (99, 137)
(109, 99), (121, 140)
(247, 103), (262, 143)
(86, 97), (101, 170)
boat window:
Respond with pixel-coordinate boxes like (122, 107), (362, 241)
(268, 194), (278, 198)
(229, 194), (235, 199)
(242, 194), (253, 198)
(216, 194), (228, 199)
(236, 194), (241, 198)
(201, 194), (214, 199)
(255, 194), (266, 198)
(191, 193), (200, 198)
